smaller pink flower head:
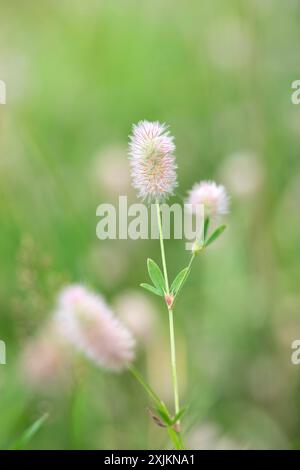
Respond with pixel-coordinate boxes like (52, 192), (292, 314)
(55, 285), (135, 372)
(187, 180), (229, 218)
(20, 323), (71, 389)
(128, 120), (177, 202)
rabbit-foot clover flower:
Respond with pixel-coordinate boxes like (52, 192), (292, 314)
(55, 285), (135, 372)
(186, 180), (229, 254)
(187, 180), (229, 219)
(128, 120), (177, 202)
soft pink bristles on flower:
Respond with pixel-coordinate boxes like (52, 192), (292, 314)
(128, 120), (177, 202)
(55, 285), (135, 372)
(186, 180), (229, 219)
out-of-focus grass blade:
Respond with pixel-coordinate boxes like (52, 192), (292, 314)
(10, 413), (49, 450)
(205, 225), (227, 247)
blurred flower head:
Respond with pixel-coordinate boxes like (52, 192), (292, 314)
(128, 120), (177, 202)
(114, 291), (158, 345)
(55, 285), (135, 372)
(186, 180), (229, 219)
(20, 323), (71, 390)
(90, 145), (133, 199)
(220, 152), (264, 198)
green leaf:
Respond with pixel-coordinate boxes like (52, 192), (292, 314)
(170, 267), (189, 296)
(205, 225), (227, 247)
(204, 217), (210, 240)
(10, 413), (49, 450)
(156, 402), (172, 426)
(147, 258), (165, 294)
(172, 406), (189, 424)
(140, 283), (163, 296)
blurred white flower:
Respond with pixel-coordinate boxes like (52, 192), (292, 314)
(114, 291), (158, 345)
(128, 121), (177, 202)
(90, 145), (132, 198)
(20, 323), (70, 389)
(55, 285), (135, 372)
(186, 180), (229, 218)
(220, 152), (264, 197)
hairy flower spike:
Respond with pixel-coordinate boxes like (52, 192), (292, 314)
(128, 120), (177, 202)
(55, 285), (135, 372)
(187, 180), (229, 219)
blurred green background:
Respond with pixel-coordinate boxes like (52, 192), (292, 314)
(1, 0), (300, 450)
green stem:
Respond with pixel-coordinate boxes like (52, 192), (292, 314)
(156, 201), (183, 449)
(156, 202), (170, 293)
(187, 252), (196, 273)
(167, 427), (184, 450)
(168, 308), (179, 416)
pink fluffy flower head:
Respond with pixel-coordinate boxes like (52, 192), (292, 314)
(55, 285), (135, 372)
(20, 323), (71, 390)
(187, 180), (229, 219)
(128, 120), (177, 202)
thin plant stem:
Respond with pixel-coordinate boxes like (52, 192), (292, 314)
(156, 201), (183, 449)
(167, 427), (184, 450)
(168, 308), (179, 416)
(187, 252), (196, 274)
(156, 202), (170, 293)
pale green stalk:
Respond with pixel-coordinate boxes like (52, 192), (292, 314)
(156, 202), (183, 448)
